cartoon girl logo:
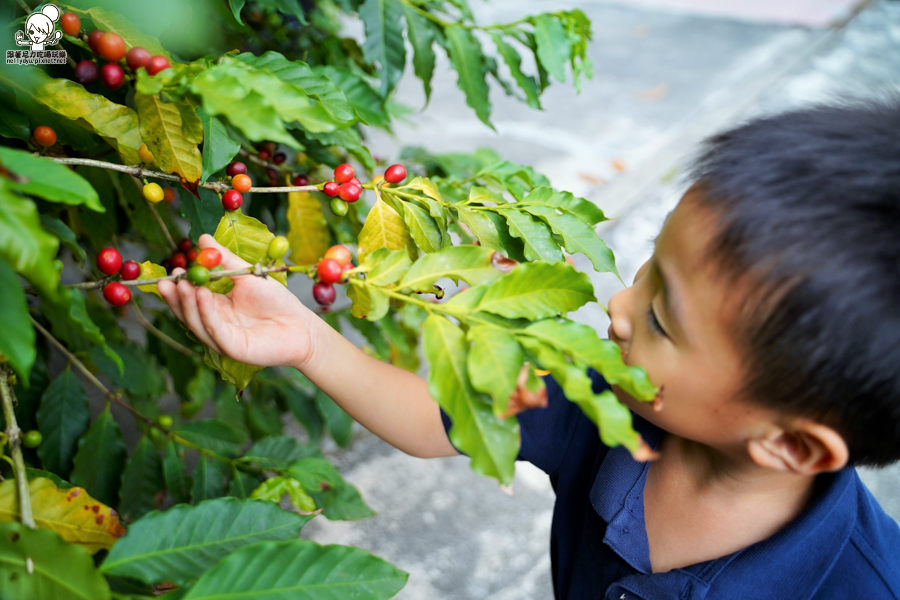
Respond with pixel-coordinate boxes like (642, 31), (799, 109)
(15, 4), (63, 51)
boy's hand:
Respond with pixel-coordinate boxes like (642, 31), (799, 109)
(158, 234), (317, 369)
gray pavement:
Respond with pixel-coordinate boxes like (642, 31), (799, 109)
(302, 1), (900, 598)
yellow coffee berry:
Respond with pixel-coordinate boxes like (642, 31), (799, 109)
(138, 143), (155, 164)
(143, 182), (164, 203)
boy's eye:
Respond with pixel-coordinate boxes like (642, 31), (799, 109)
(646, 304), (668, 337)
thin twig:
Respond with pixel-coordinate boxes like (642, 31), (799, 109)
(132, 303), (199, 358)
(129, 175), (177, 251)
(44, 156), (321, 194)
(0, 365), (35, 528)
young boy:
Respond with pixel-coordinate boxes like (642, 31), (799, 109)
(159, 102), (900, 599)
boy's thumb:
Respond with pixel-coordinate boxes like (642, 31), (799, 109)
(198, 234), (251, 270)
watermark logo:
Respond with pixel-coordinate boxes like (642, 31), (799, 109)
(7, 3), (67, 65)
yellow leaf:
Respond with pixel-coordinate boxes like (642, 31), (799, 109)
(136, 261), (167, 298)
(286, 191), (330, 266)
(135, 94), (203, 183)
(0, 478), (126, 554)
(357, 197), (416, 264)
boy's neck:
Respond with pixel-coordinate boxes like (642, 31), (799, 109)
(643, 434), (819, 573)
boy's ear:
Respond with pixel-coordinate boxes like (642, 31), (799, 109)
(747, 420), (849, 475)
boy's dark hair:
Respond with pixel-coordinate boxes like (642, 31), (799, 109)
(689, 100), (900, 467)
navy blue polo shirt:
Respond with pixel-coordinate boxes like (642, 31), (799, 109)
(441, 370), (900, 599)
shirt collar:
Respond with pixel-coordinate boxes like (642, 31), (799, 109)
(589, 414), (859, 599)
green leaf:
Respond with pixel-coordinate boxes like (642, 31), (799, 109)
(250, 477), (316, 512)
(347, 285), (390, 321)
(283, 458), (374, 520)
(175, 419), (244, 457)
(304, 127), (375, 170)
(278, 381), (325, 444)
(521, 204), (618, 277)
(0, 523), (111, 600)
(360, 0), (407, 96)
(315, 389), (354, 448)
(241, 435), (322, 470)
(0, 185), (58, 296)
(284, 458), (342, 491)
(0, 103), (30, 141)
(191, 454), (229, 503)
(136, 261), (168, 299)
(182, 539), (407, 600)
(213, 209), (287, 289)
(74, 167), (117, 248)
(36, 368), (90, 479)
(182, 187), (225, 240)
(90, 342), (165, 401)
(521, 318), (657, 400)
(119, 437), (164, 524)
(228, 0), (246, 23)
(163, 440), (191, 505)
(518, 337), (640, 451)
(502, 208), (563, 262)
(230, 470), (263, 499)
(0, 257), (34, 384)
(443, 26), (492, 126)
(423, 315), (519, 484)
(399, 245), (502, 292)
(404, 5), (437, 102)
(70, 408), (127, 508)
(31, 71), (143, 164)
(357, 197), (416, 264)
(101, 498), (313, 586)
(476, 261), (595, 319)
(533, 14), (570, 83)
(41, 216), (87, 264)
(363, 248), (412, 286)
(135, 94), (203, 183)
(286, 191), (330, 266)
(456, 206), (504, 251)
(314, 66), (388, 127)
(235, 52), (355, 124)
(467, 326), (524, 417)
(9, 352), (47, 432)
(80, 7), (170, 57)
(491, 33), (541, 109)
(517, 186), (606, 226)
(41, 287), (108, 357)
(197, 107), (240, 183)
(0, 146), (103, 212)
(399, 201), (443, 253)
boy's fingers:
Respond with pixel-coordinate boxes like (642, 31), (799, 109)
(196, 286), (233, 353)
(198, 234), (251, 270)
(176, 279), (222, 354)
(158, 272), (185, 323)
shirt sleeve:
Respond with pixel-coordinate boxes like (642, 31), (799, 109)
(439, 369), (611, 476)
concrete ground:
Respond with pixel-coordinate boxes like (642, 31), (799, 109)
(302, 1), (900, 598)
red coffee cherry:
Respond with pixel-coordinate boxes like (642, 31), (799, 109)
(74, 59), (99, 85)
(258, 149), (271, 161)
(231, 174), (252, 193)
(317, 258), (343, 284)
(163, 187), (177, 203)
(333, 163), (354, 184)
(196, 248), (222, 269)
(97, 32), (126, 63)
(323, 245), (352, 267)
(293, 174), (309, 186)
(222, 189), (242, 211)
(263, 141), (276, 153)
(96, 247), (122, 276)
(340, 262), (353, 283)
(312, 282), (336, 306)
(147, 56), (171, 76)
(61, 12), (80, 36)
(266, 167), (278, 180)
(348, 177), (361, 186)
(384, 164), (407, 183)
(103, 282), (131, 306)
(34, 126), (56, 147)
(171, 252), (187, 270)
(273, 152), (286, 164)
(186, 248), (199, 262)
(126, 46), (152, 71)
(323, 181), (339, 197)
(179, 238), (194, 252)
(339, 182), (361, 202)
(88, 30), (105, 54)
(119, 260), (141, 281)
(100, 63), (124, 90)
(226, 161), (247, 177)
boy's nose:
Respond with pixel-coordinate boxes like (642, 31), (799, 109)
(607, 290), (632, 348)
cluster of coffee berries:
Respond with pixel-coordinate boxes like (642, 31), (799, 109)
(163, 238), (223, 286)
(63, 12), (171, 90)
(223, 151), (310, 193)
(96, 247), (141, 306)
(312, 245), (353, 306)
(323, 163), (407, 217)
(142, 180), (177, 203)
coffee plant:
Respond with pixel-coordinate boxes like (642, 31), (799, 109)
(0, 0), (657, 598)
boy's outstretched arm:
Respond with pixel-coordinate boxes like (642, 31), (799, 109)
(158, 234), (459, 460)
